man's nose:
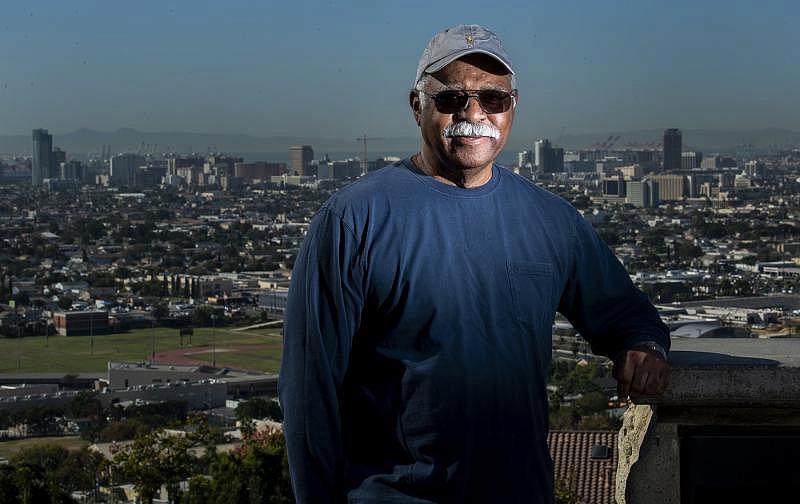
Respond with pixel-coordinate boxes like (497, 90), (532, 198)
(455, 95), (486, 122)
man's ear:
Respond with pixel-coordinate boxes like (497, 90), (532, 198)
(409, 90), (421, 126)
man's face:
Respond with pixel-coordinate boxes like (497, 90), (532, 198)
(411, 54), (515, 173)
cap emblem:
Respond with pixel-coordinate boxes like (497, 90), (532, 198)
(465, 33), (474, 47)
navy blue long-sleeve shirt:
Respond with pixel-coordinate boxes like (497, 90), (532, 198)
(279, 159), (669, 503)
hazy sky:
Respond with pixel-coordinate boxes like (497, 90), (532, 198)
(1, 0), (798, 144)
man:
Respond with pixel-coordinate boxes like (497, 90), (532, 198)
(280, 24), (669, 503)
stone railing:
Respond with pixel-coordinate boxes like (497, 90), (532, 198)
(616, 338), (800, 504)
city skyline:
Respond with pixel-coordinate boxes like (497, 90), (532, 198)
(1, 0), (799, 145)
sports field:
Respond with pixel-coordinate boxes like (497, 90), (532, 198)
(0, 326), (283, 374)
(0, 436), (90, 460)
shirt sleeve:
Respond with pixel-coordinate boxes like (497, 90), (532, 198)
(557, 211), (670, 358)
(279, 206), (365, 503)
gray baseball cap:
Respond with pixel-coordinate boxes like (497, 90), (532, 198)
(415, 24), (514, 85)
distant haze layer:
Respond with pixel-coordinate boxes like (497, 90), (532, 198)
(2, 128), (799, 160)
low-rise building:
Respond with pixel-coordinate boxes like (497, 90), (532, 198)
(52, 310), (109, 336)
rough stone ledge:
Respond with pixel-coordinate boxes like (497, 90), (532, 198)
(634, 367), (800, 406)
(617, 338), (800, 503)
(632, 338), (800, 407)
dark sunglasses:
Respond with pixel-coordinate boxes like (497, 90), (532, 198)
(421, 89), (517, 114)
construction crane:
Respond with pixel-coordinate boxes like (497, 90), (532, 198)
(592, 135), (614, 149)
(356, 134), (384, 175)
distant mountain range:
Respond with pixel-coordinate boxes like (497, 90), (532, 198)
(1, 127), (798, 158)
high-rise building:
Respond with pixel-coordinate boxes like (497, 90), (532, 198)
(51, 147), (66, 179)
(532, 139), (564, 173)
(205, 155), (244, 177)
(627, 179), (659, 208)
(663, 129), (682, 171)
(718, 173), (735, 189)
(681, 151), (703, 170)
(602, 176), (626, 197)
(32, 129), (53, 186)
(60, 160), (84, 182)
(618, 164), (644, 180)
(686, 174), (716, 198)
(290, 145), (314, 176)
(626, 181), (650, 208)
(517, 150), (532, 167)
(564, 160), (595, 174)
(166, 156), (206, 175)
(110, 153), (144, 187)
(234, 162), (285, 180)
(744, 161), (765, 179)
(700, 156), (737, 170)
(649, 174), (686, 201)
(533, 139), (546, 169)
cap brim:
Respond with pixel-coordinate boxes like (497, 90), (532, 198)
(425, 48), (514, 76)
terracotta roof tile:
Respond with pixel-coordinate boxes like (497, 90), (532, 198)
(548, 430), (618, 504)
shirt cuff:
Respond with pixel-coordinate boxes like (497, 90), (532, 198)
(629, 340), (668, 361)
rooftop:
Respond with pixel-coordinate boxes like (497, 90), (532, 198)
(549, 430), (617, 504)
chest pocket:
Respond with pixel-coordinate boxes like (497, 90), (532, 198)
(506, 260), (555, 330)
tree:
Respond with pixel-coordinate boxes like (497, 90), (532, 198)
(94, 419), (151, 442)
(57, 296), (73, 310)
(180, 475), (213, 503)
(87, 271), (117, 288)
(10, 445), (69, 476)
(554, 475), (580, 504)
(14, 406), (63, 436)
(235, 398), (284, 425)
(0, 451), (84, 503)
(9, 444), (104, 498)
(193, 305), (221, 327)
(58, 449), (106, 495)
(68, 391), (103, 420)
(598, 228), (620, 246)
(0, 466), (20, 502)
(185, 428), (293, 503)
(11, 291), (30, 307)
(113, 431), (193, 504)
(153, 302), (170, 321)
(135, 279), (168, 297)
(574, 391), (609, 416)
(673, 241), (702, 262)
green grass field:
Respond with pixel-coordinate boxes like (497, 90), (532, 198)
(0, 326), (284, 374)
(0, 436), (90, 460)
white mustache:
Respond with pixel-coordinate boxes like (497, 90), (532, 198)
(442, 122), (500, 139)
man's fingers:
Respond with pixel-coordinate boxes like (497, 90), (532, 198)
(644, 371), (663, 395)
(654, 365), (671, 393)
(616, 353), (634, 399)
(631, 370), (649, 395)
(616, 350), (671, 398)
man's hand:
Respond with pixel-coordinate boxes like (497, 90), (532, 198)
(613, 348), (670, 398)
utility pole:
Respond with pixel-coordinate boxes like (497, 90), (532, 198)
(90, 311), (94, 357)
(16, 316), (21, 372)
(211, 314), (217, 368)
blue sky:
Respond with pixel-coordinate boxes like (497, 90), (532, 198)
(1, 0), (798, 145)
